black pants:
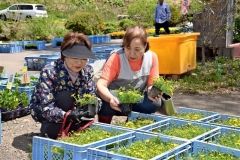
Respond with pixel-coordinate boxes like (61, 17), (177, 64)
(155, 21), (170, 35)
(40, 90), (75, 139)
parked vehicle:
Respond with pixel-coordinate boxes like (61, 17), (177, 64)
(0, 3), (48, 21)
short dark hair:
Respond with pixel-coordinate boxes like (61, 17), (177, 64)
(60, 32), (92, 60)
(122, 26), (149, 52)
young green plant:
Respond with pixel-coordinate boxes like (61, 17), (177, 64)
(115, 87), (143, 104)
(152, 77), (174, 96)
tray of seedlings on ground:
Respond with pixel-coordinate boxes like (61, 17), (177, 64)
(113, 111), (167, 131)
(139, 118), (219, 141)
(169, 106), (219, 122)
(182, 141), (240, 160)
(0, 89), (29, 121)
(198, 127), (240, 151)
(204, 114), (240, 130)
(87, 132), (191, 160)
(32, 123), (133, 160)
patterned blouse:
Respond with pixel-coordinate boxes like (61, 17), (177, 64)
(30, 59), (96, 123)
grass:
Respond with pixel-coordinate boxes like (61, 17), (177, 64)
(173, 57), (240, 94)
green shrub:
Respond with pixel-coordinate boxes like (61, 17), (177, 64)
(102, 21), (119, 34)
(119, 19), (137, 31)
(233, 17), (240, 43)
(103, 0), (125, 7)
(127, 0), (156, 27)
(65, 11), (104, 35)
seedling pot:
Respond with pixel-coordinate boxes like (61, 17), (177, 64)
(87, 104), (97, 117)
(162, 93), (176, 116)
(80, 104), (97, 118)
(119, 103), (133, 116)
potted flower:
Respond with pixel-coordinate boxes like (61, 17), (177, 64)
(73, 93), (98, 118)
(0, 89), (29, 121)
(114, 87), (143, 116)
(149, 77), (176, 115)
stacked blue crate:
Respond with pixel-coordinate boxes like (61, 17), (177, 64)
(88, 35), (111, 44)
(203, 114), (240, 130)
(139, 118), (220, 141)
(35, 41), (46, 50)
(0, 43), (23, 53)
(87, 132), (191, 160)
(186, 141), (240, 159)
(32, 123), (133, 160)
(51, 37), (64, 47)
(23, 40), (46, 50)
(197, 127), (240, 151)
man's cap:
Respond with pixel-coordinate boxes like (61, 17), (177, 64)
(62, 44), (96, 59)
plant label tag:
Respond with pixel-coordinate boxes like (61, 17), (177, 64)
(21, 73), (30, 84)
(21, 66), (28, 73)
(6, 74), (15, 90)
(6, 82), (13, 89)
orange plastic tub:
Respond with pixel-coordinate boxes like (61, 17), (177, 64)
(148, 33), (200, 75)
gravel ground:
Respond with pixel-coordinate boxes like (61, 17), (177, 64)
(0, 43), (240, 160)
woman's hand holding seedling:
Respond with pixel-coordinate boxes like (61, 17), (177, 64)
(109, 96), (121, 112)
(147, 86), (162, 104)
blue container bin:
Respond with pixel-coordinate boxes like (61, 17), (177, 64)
(140, 118), (220, 141)
(111, 111), (168, 131)
(87, 132), (191, 160)
(0, 84), (35, 101)
(204, 114), (240, 130)
(0, 43), (23, 53)
(32, 122), (133, 160)
(197, 127), (240, 151)
(186, 141), (240, 159)
(156, 106), (219, 122)
(51, 37), (64, 48)
(25, 55), (47, 71)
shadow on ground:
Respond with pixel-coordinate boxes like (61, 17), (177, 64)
(12, 132), (40, 153)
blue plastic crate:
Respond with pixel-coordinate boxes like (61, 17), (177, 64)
(87, 132), (191, 160)
(159, 106), (219, 122)
(186, 141), (240, 158)
(23, 40), (46, 50)
(36, 41), (46, 50)
(0, 85), (35, 101)
(111, 112), (168, 131)
(25, 55), (47, 71)
(51, 37), (64, 48)
(40, 52), (60, 58)
(0, 77), (8, 85)
(140, 118), (220, 141)
(88, 35), (111, 44)
(32, 122), (133, 160)
(197, 127), (240, 150)
(0, 43), (23, 53)
(204, 114), (240, 130)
